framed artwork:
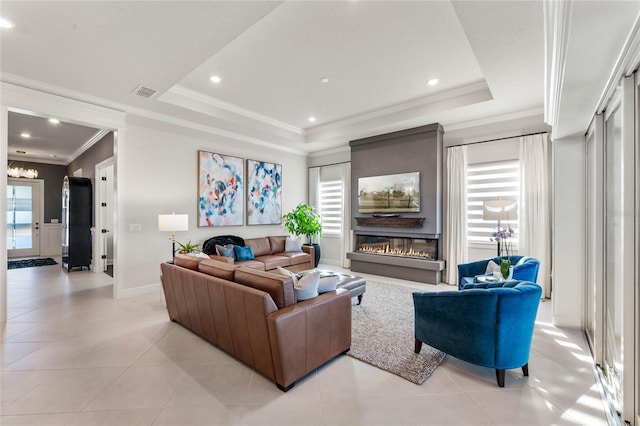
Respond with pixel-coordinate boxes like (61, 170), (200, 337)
(198, 150), (244, 227)
(246, 159), (282, 225)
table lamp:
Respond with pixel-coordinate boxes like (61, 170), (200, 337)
(483, 199), (517, 257)
(158, 213), (189, 260)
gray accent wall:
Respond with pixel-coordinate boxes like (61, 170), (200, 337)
(67, 132), (114, 183)
(349, 123), (443, 238)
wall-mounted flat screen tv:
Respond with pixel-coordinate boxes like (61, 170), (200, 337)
(358, 172), (420, 213)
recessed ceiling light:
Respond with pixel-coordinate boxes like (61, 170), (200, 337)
(308, 116), (316, 122)
(49, 118), (60, 124)
(210, 75), (221, 84)
(0, 18), (15, 29)
(20, 132), (31, 138)
(320, 77), (330, 84)
(427, 78), (439, 86)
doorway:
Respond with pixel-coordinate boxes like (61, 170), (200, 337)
(6, 178), (44, 258)
(95, 157), (114, 277)
(2, 83), (126, 323)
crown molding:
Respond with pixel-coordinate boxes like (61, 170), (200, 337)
(595, 13), (640, 115)
(7, 154), (68, 166)
(67, 129), (110, 164)
(304, 80), (493, 145)
(0, 74), (307, 156)
(308, 144), (350, 158)
(159, 85), (305, 136)
(306, 80), (491, 137)
(444, 107), (545, 133)
(543, 0), (573, 129)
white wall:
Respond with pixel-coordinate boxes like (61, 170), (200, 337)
(551, 133), (585, 327)
(118, 114), (308, 294)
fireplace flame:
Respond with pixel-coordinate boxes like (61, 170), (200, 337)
(357, 244), (434, 260)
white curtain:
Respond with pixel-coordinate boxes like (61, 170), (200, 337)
(445, 146), (468, 285)
(308, 167), (321, 244)
(340, 163), (352, 268)
(519, 133), (551, 298)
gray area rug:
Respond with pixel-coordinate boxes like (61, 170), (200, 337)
(347, 280), (446, 384)
(8, 257), (58, 269)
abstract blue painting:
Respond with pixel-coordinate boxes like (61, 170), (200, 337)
(247, 159), (282, 225)
(198, 151), (244, 227)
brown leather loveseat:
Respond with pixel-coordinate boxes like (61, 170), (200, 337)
(203, 235), (314, 272)
(160, 255), (351, 391)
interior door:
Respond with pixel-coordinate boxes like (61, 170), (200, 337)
(96, 160), (114, 273)
(6, 178), (43, 258)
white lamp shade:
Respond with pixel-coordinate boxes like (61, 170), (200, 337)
(483, 200), (517, 221)
(158, 214), (189, 232)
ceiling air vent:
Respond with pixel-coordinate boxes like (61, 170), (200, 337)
(131, 85), (157, 99)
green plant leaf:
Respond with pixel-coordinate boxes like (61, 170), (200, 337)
(282, 202), (322, 243)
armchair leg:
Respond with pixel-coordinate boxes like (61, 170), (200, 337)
(522, 363), (529, 377)
(495, 369), (505, 387)
(414, 338), (423, 354)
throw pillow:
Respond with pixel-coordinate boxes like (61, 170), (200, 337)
(318, 275), (339, 293)
(276, 266), (298, 285)
(233, 245), (255, 261)
(215, 244), (236, 260)
(485, 260), (501, 275)
(284, 237), (303, 252)
(295, 271), (320, 301)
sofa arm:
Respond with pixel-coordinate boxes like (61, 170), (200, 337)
(267, 289), (351, 390)
(302, 244), (314, 258)
(208, 254), (234, 264)
(457, 259), (491, 289)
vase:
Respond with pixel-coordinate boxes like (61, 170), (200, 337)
(500, 259), (511, 280)
(304, 243), (321, 267)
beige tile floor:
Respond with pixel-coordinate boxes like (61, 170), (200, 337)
(2, 262), (609, 425)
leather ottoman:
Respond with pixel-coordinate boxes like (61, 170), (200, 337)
(299, 270), (366, 305)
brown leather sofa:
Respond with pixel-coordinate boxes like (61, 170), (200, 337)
(161, 254), (352, 391)
(206, 235), (314, 272)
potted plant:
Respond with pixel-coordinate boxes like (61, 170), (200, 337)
(282, 203), (322, 266)
(176, 240), (200, 256)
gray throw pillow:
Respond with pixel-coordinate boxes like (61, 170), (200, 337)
(294, 271), (320, 301)
(215, 244), (236, 260)
(318, 275), (339, 293)
(284, 237), (303, 252)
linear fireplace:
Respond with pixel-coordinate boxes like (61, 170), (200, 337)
(355, 235), (438, 260)
(348, 232), (445, 284)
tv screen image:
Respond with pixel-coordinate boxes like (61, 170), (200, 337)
(358, 172), (420, 213)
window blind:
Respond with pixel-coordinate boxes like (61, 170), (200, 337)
(319, 179), (342, 235)
(467, 160), (520, 246)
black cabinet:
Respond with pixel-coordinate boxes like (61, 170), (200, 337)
(62, 176), (92, 271)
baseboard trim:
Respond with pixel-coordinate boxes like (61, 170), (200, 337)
(120, 282), (161, 298)
(551, 315), (581, 328)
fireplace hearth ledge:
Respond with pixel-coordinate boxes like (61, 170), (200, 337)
(347, 252), (445, 285)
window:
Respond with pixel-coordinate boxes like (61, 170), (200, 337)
(466, 160), (519, 247)
(319, 179), (342, 236)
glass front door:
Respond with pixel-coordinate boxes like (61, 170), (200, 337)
(6, 179), (42, 258)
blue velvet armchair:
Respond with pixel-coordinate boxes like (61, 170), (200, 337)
(413, 281), (542, 387)
(457, 256), (540, 290)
